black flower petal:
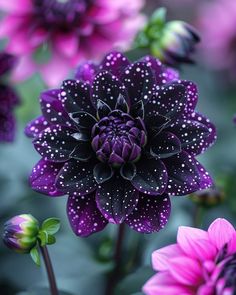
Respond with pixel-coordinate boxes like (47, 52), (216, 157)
(131, 157), (167, 195)
(96, 99), (111, 119)
(55, 159), (97, 195)
(96, 174), (139, 224)
(25, 116), (49, 138)
(120, 162), (137, 180)
(69, 111), (97, 129)
(122, 62), (156, 105)
(92, 71), (128, 109)
(125, 193), (171, 233)
(130, 100), (144, 119)
(34, 125), (78, 162)
(70, 141), (93, 161)
(93, 162), (113, 184)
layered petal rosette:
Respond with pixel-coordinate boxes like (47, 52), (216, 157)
(0, 0), (144, 86)
(0, 52), (19, 142)
(26, 52), (216, 237)
(143, 218), (236, 295)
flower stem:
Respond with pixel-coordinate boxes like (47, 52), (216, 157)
(40, 246), (59, 295)
(105, 224), (126, 295)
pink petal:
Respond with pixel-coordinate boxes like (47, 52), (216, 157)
(208, 218), (235, 250)
(10, 56), (35, 82)
(227, 232), (236, 255)
(152, 244), (184, 271)
(143, 272), (193, 295)
(39, 54), (69, 87)
(0, 0), (32, 13)
(169, 256), (203, 286)
(53, 33), (78, 58)
(0, 16), (24, 37)
(6, 31), (35, 55)
(177, 226), (216, 261)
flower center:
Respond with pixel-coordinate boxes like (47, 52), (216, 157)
(91, 110), (147, 166)
(217, 253), (236, 292)
(32, 0), (90, 30)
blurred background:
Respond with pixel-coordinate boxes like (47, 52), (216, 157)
(1, 0), (236, 294)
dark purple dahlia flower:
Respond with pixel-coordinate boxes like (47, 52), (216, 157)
(26, 52), (216, 237)
(0, 52), (19, 142)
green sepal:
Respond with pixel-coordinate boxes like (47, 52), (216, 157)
(42, 218), (61, 235)
(38, 230), (48, 246)
(150, 7), (167, 27)
(30, 247), (41, 267)
(47, 235), (56, 245)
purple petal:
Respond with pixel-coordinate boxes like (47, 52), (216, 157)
(181, 81), (198, 115)
(131, 157), (168, 195)
(146, 83), (187, 120)
(0, 113), (15, 142)
(122, 62), (155, 105)
(92, 71), (128, 109)
(55, 159), (97, 195)
(75, 61), (98, 84)
(163, 151), (201, 196)
(0, 85), (19, 109)
(167, 119), (211, 156)
(183, 112), (217, 155)
(96, 174), (139, 224)
(33, 125), (78, 162)
(25, 116), (49, 138)
(67, 191), (108, 237)
(0, 52), (17, 76)
(151, 131), (181, 158)
(193, 159), (213, 189)
(99, 51), (130, 79)
(40, 89), (72, 126)
(139, 56), (179, 85)
(60, 79), (95, 115)
(30, 159), (64, 196)
(125, 193), (171, 233)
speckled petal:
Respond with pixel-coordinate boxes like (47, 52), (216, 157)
(99, 51), (130, 79)
(92, 71), (128, 109)
(75, 61), (98, 84)
(55, 159), (97, 195)
(122, 62), (155, 105)
(184, 112), (217, 155)
(67, 191), (108, 237)
(60, 79), (95, 115)
(167, 119), (210, 155)
(33, 125), (78, 162)
(139, 56), (179, 85)
(163, 151), (201, 196)
(96, 174), (139, 224)
(40, 89), (72, 126)
(30, 159), (64, 196)
(193, 159), (213, 189)
(25, 116), (49, 138)
(146, 83), (186, 120)
(125, 193), (171, 233)
(131, 157), (168, 195)
(150, 131), (181, 158)
(181, 81), (198, 115)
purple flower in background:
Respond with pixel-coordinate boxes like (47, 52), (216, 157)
(0, 0), (144, 87)
(143, 218), (236, 295)
(3, 214), (39, 254)
(197, 0), (236, 78)
(0, 52), (19, 142)
(26, 52), (216, 237)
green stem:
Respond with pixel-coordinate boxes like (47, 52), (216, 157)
(193, 205), (205, 228)
(40, 246), (59, 295)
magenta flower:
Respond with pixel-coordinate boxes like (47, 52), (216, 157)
(25, 52), (216, 237)
(0, 0), (144, 87)
(0, 52), (19, 142)
(143, 218), (236, 295)
(197, 0), (236, 77)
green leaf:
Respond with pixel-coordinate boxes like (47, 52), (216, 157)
(38, 230), (48, 246)
(47, 235), (56, 245)
(42, 218), (61, 235)
(30, 247), (41, 267)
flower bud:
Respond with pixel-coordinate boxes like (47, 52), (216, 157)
(190, 187), (225, 208)
(135, 8), (200, 66)
(3, 214), (39, 254)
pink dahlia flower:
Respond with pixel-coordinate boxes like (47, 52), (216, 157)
(197, 0), (236, 77)
(143, 218), (236, 295)
(0, 0), (145, 87)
